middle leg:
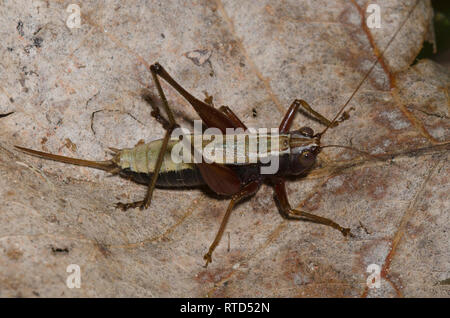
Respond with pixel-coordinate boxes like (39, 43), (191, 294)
(203, 180), (261, 267)
(273, 179), (352, 237)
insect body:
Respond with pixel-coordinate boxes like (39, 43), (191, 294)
(15, 64), (348, 267)
(17, 130), (314, 187)
(16, 0), (418, 266)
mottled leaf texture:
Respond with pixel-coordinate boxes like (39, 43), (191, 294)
(0, 0), (448, 297)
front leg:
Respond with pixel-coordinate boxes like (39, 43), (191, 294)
(296, 99), (338, 128)
(279, 99), (348, 133)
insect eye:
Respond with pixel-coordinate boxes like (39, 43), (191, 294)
(299, 127), (314, 137)
(299, 150), (315, 166)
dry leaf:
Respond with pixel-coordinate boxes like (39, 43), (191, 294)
(0, 0), (448, 297)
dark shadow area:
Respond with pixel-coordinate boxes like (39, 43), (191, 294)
(416, 0), (450, 66)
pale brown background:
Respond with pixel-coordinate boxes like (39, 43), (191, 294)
(0, 0), (448, 297)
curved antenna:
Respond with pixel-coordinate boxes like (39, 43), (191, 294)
(319, 0), (421, 138)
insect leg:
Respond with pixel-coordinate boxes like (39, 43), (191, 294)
(149, 63), (238, 132)
(279, 99), (303, 133)
(116, 136), (174, 211)
(203, 91), (214, 106)
(203, 91), (247, 129)
(218, 106), (247, 129)
(116, 199), (146, 211)
(296, 99), (339, 128)
(139, 65), (181, 209)
(142, 93), (172, 130)
(279, 99), (348, 133)
(203, 180), (261, 267)
(116, 68), (178, 211)
(273, 180), (352, 237)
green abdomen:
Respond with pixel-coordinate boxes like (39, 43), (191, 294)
(116, 140), (204, 187)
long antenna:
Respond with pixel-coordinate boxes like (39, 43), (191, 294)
(319, 0), (421, 138)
